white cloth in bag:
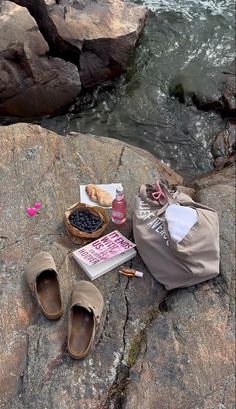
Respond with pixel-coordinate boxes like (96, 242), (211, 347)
(165, 204), (198, 243)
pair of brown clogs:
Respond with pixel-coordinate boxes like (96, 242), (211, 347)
(25, 251), (104, 359)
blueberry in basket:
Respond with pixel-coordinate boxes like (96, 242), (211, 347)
(69, 209), (102, 233)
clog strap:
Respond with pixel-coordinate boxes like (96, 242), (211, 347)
(70, 281), (104, 325)
(70, 300), (101, 325)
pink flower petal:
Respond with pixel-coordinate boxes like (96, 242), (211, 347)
(34, 202), (41, 209)
(26, 207), (37, 217)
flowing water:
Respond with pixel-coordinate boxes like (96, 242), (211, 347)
(7, 0), (236, 178)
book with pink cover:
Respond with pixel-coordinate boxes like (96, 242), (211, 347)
(72, 231), (137, 280)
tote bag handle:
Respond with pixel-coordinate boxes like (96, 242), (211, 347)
(139, 181), (178, 216)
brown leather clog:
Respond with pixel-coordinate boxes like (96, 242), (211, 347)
(67, 281), (104, 359)
(25, 252), (63, 320)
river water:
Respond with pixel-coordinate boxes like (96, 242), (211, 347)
(19, 1), (236, 177)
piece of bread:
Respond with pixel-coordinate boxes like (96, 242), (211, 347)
(85, 184), (97, 202)
(85, 184), (112, 207)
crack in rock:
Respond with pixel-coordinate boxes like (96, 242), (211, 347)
(115, 146), (125, 176)
(95, 274), (121, 347)
(101, 276), (131, 409)
(1, 232), (63, 250)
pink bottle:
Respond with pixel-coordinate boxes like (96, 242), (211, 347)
(112, 187), (127, 226)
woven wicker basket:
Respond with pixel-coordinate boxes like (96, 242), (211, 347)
(65, 202), (109, 243)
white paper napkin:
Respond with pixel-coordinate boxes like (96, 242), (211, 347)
(80, 183), (123, 209)
(165, 204), (198, 243)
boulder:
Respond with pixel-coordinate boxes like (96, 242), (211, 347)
(221, 58), (236, 114)
(171, 58), (236, 118)
(0, 0), (147, 117)
(210, 122), (236, 169)
(124, 164), (235, 409)
(0, 2), (81, 118)
(0, 123), (180, 408)
(49, 0), (148, 88)
(195, 58), (236, 117)
(1, 123), (234, 409)
(189, 162), (235, 189)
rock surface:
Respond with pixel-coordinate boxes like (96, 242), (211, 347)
(171, 58), (236, 118)
(0, 123), (180, 408)
(189, 162), (235, 189)
(0, 1), (81, 118)
(0, 123), (235, 409)
(211, 122), (236, 169)
(221, 58), (236, 114)
(50, 0), (147, 89)
(0, 0), (147, 117)
(124, 164), (235, 409)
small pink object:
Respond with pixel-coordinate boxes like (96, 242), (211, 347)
(34, 202), (41, 209)
(152, 181), (166, 201)
(26, 207), (37, 217)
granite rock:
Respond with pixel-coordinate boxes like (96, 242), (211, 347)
(171, 58), (236, 117)
(0, 123), (234, 409)
(124, 165), (235, 409)
(0, 0), (147, 117)
(0, 123), (180, 408)
(0, 2), (81, 118)
(50, 0), (148, 88)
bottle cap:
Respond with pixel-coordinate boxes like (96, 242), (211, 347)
(116, 186), (124, 193)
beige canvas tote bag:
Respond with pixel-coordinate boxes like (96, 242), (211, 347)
(133, 182), (220, 290)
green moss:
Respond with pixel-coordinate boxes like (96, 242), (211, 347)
(127, 332), (145, 367)
(127, 306), (160, 368)
(146, 306), (159, 324)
